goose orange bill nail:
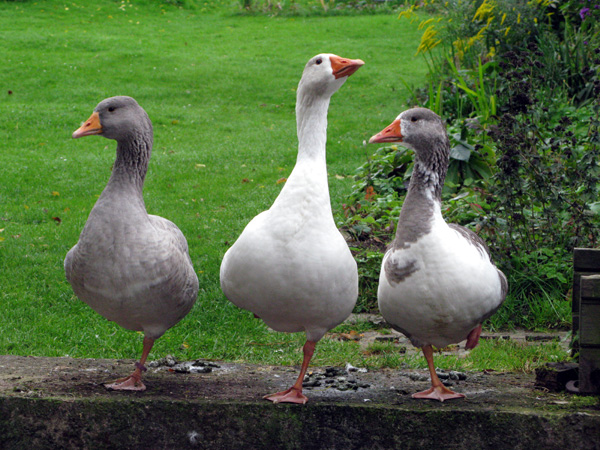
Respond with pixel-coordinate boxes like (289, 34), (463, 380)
(330, 56), (365, 79)
(72, 111), (102, 139)
(369, 119), (402, 144)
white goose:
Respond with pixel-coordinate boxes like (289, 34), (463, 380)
(369, 108), (507, 402)
(220, 54), (363, 404)
(65, 96), (199, 391)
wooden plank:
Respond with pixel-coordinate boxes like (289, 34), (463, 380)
(579, 347), (600, 394)
(572, 251), (600, 357)
(573, 248), (600, 271)
(573, 273), (581, 314)
(580, 303), (600, 347)
(581, 274), (600, 301)
(580, 276), (600, 347)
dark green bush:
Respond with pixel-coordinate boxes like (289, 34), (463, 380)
(341, 0), (600, 327)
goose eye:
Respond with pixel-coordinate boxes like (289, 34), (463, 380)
(108, 106), (116, 112)
(315, 58), (323, 65)
(411, 116), (418, 122)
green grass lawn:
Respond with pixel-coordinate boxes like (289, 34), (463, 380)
(0, 0), (568, 372)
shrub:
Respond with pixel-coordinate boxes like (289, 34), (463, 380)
(341, 0), (600, 327)
(235, 0), (404, 16)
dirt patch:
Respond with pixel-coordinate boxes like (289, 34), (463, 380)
(1, 354), (599, 450)
(0, 353), (591, 409)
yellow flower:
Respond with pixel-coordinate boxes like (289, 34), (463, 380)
(419, 18), (435, 30)
(416, 25), (442, 55)
(473, 0), (495, 22)
(517, 13), (521, 24)
(501, 12), (506, 25)
(398, 4), (416, 19)
(504, 26), (511, 36)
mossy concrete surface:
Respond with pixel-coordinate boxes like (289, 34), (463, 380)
(1, 355), (599, 449)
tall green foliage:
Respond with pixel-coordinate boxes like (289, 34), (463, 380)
(341, 0), (600, 327)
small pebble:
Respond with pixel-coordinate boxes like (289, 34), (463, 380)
(345, 363), (367, 373)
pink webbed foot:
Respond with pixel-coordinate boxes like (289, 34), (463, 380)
(105, 362), (147, 391)
(465, 324), (483, 350)
(263, 340), (316, 405)
(414, 344), (466, 402)
(105, 372), (146, 391)
(264, 387), (308, 405)
(412, 385), (465, 402)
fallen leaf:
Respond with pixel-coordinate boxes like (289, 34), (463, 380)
(242, 178), (250, 183)
(276, 177), (287, 184)
(52, 217), (62, 225)
(334, 331), (364, 341)
(335, 175), (345, 180)
(0, 228), (4, 233)
(365, 186), (376, 201)
(12, 234), (21, 239)
(195, 164), (206, 169)
(52, 191), (60, 196)
(24, 205), (29, 210)
(0, 237), (4, 242)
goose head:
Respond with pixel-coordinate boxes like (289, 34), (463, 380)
(298, 54), (364, 98)
(368, 107), (448, 161)
(72, 96), (152, 142)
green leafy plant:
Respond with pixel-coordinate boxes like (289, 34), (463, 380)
(348, 0), (600, 329)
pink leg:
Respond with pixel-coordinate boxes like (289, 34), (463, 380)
(465, 323), (482, 350)
(105, 336), (155, 392)
(412, 345), (465, 402)
(264, 340), (316, 405)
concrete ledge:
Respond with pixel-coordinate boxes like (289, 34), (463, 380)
(1, 355), (599, 449)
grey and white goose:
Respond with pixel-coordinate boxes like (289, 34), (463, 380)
(220, 54), (363, 404)
(65, 96), (199, 391)
(369, 107), (507, 402)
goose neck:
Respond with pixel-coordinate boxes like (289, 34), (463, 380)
(106, 131), (153, 195)
(296, 93), (330, 163)
(409, 159), (446, 201)
(392, 149), (448, 248)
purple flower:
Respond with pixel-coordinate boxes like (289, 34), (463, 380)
(580, 7), (590, 19)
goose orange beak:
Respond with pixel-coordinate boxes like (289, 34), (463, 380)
(72, 111), (102, 139)
(369, 119), (402, 144)
(330, 55), (365, 79)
